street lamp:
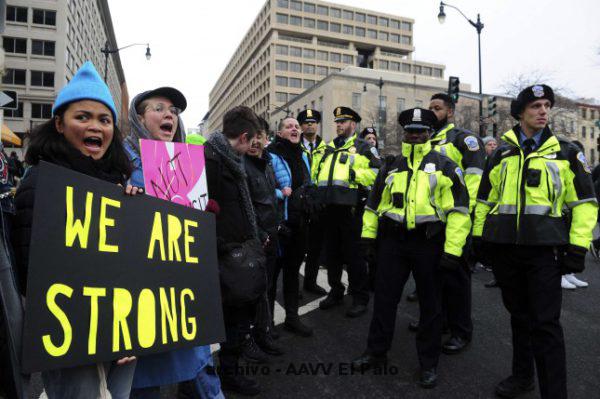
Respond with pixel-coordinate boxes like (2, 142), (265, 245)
(100, 41), (151, 82)
(437, 1), (485, 136)
(363, 77), (385, 147)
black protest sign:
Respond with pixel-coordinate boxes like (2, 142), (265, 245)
(21, 162), (225, 373)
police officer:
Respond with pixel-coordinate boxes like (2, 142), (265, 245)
(427, 93), (486, 354)
(351, 108), (471, 388)
(316, 107), (378, 317)
(473, 85), (598, 399)
(298, 109), (328, 295)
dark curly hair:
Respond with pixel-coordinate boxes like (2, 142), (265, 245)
(25, 103), (132, 178)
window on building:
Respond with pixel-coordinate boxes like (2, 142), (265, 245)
(7, 6), (28, 23)
(289, 78), (302, 88)
(582, 126), (586, 138)
(331, 8), (341, 18)
(304, 18), (315, 28)
(401, 63), (411, 73)
(401, 35), (411, 45)
(397, 98), (406, 114)
(2, 69), (26, 85)
(355, 12), (366, 22)
(290, 46), (302, 57)
(317, 66), (328, 76)
(32, 39), (56, 56)
(290, 15), (301, 25)
(582, 108), (587, 118)
(31, 103), (53, 119)
(367, 15), (377, 25)
(352, 93), (361, 110)
(304, 2), (315, 13)
(368, 29), (377, 39)
(379, 17), (389, 27)
(422, 66), (432, 76)
(330, 23), (341, 33)
(276, 13), (288, 24)
(32, 9), (56, 26)
(390, 20), (400, 30)
(3, 37), (27, 54)
(276, 44), (288, 55)
(390, 61), (400, 71)
(342, 10), (353, 20)
(31, 70), (55, 87)
(378, 31), (388, 41)
(317, 5), (328, 15)
(379, 60), (389, 69)
(290, 0), (302, 11)
(5, 102), (24, 118)
(343, 25), (353, 34)
(592, 127), (595, 139)
(290, 62), (301, 72)
(303, 64), (315, 74)
(330, 67), (340, 73)
(330, 52), (341, 63)
(317, 20), (328, 30)
(356, 27), (365, 37)
(390, 33), (400, 43)
(276, 92), (288, 102)
(342, 55), (353, 65)
(277, 0), (289, 8)
(276, 76), (288, 86)
(303, 79), (315, 89)
(401, 21), (412, 31)
(414, 65), (422, 74)
(317, 50), (328, 61)
(592, 149), (596, 165)
(433, 68), (443, 78)
(303, 48), (315, 59)
(276, 60), (288, 71)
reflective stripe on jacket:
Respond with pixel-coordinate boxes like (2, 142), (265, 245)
(473, 126), (598, 247)
(362, 140), (471, 257)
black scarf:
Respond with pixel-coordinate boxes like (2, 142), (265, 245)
(269, 136), (308, 190)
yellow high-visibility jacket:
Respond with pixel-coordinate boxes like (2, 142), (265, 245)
(362, 140), (471, 257)
(430, 123), (486, 212)
(301, 134), (328, 183)
(315, 134), (377, 206)
(473, 126), (598, 248)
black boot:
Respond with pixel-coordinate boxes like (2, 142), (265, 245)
(304, 283), (328, 295)
(219, 353), (261, 396)
(419, 368), (438, 389)
(319, 294), (343, 310)
(254, 331), (284, 356)
(241, 336), (269, 364)
(351, 350), (387, 371)
(494, 376), (535, 398)
(346, 303), (368, 318)
(284, 316), (313, 337)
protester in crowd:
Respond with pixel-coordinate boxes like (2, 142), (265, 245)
(204, 106), (265, 396)
(122, 87), (223, 399)
(12, 61), (137, 399)
(243, 117), (285, 359)
(482, 136), (498, 157)
(7, 151), (24, 185)
(267, 117), (314, 337)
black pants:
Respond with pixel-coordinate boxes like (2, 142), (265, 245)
(256, 237), (279, 332)
(367, 229), (443, 369)
(491, 244), (566, 399)
(219, 302), (257, 370)
(323, 205), (369, 305)
(441, 260), (472, 340)
(303, 215), (324, 288)
(274, 222), (308, 318)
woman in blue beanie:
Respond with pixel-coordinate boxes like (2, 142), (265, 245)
(12, 61), (140, 398)
(124, 88), (224, 399)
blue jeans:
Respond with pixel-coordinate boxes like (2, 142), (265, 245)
(130, 367), (224, 399)
(42, 360), (136, 399)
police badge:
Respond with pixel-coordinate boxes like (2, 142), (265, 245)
(577, 151), (592, 173)
(532, 85), (545, 98)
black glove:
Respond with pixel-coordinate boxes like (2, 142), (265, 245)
(560, 244), (587, 274)
(471, 237), (488, 266)
(360, 238), (376, 264)
(439, 252), (463, 271)
(349, 168), (356, 182)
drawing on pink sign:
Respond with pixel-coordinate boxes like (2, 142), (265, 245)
(140, 139), (209, 210)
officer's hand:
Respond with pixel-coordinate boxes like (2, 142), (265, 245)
(360, 238), (376, 264)
(560, 244), (587, 274)
(439, 252), (463, 271)
(349, 169), (356, 181)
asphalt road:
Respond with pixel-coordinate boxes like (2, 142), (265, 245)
(26, 255), (600, 399)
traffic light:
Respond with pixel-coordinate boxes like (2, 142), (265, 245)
(488, 96), (497, 118)
(448, 76), (460, 103)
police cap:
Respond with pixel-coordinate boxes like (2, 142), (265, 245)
(297, 109), (321, 124)
(360, 127), (377, 138)
(510, 84), (555, 119)
(334, 106), (362, 123)
(398, 108), (437, 131)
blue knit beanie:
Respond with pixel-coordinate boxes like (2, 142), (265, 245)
(52, 61), (118, 121)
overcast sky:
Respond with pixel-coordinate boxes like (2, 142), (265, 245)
(108, 0), (600, 129)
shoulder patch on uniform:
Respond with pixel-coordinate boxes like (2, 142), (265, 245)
(577, 151), (592, 173)
(464, 136), (480, 151)
(455, 167), (466, 186)
(424, 163), (436, 173)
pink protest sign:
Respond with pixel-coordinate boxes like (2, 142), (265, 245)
(140, 139), (209, 210)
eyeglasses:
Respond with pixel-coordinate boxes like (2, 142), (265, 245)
(145, 103), (182, 116)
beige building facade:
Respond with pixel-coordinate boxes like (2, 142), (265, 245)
(2, 0), (127, 156)
(573, 103), (600, 165)
(207, 0), (446, 133)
